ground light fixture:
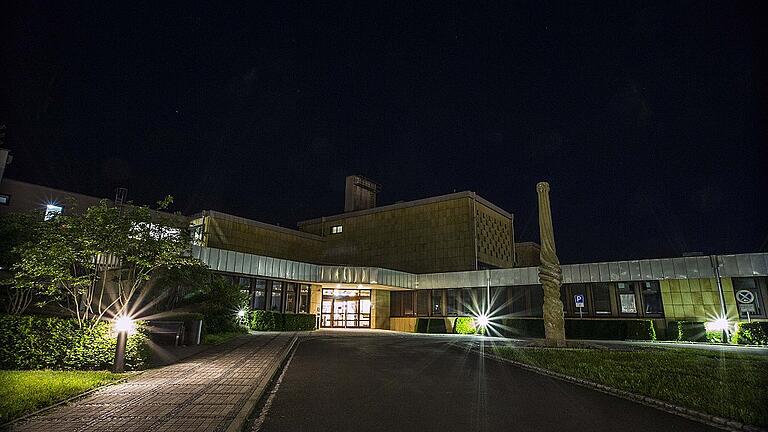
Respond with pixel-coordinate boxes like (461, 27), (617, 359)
(474, 314), (489, 331)
(113, 315), (135, 373)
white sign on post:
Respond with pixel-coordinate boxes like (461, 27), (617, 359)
(735, 290), (756, 322)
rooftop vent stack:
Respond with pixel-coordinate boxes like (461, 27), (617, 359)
(344, 175), (380, 212)
(114, 187), (128, 207)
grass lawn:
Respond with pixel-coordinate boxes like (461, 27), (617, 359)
(492, 345), (768, 427)
(202, 330), (246, 345)
(0, 370), (124, 423)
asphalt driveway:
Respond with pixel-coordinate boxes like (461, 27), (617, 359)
(252, 329), (722, 432)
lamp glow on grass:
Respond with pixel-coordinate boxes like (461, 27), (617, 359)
(0, 370), (123, 422)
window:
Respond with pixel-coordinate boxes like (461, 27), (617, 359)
(331, 225), (343, 234)
(617, 282), (637, 314)
(446, 289), (459, 315)
(270, 282), (283, 312)
(641, 281), (663, 315)
(416, 290), (430, 316)
(528, 285), (543, 317)
(509, 286), (527, 315)
(592, 283), (612, 315)
(298, 285), (310, 313)
(490, 287), (506, 316)
(431, 290), (444, 316)
(0, 194), (9, 205)
(461, 288), (474, 315)
(44, 204), (63, 220)
(238, 277), (251, 299)
(403, 291), (415, 316)
(285, 283), (297, 313)
(390, 291), (404, 316)
(253, 279), (266, 310)
(560, 286), (569, 315)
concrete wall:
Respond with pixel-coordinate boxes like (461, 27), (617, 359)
(299, 194), (480, 273)
(389, 317), (417, 332)
(475, 200), (515, 268)
(660, 277), (739, 322)
(515, 242), (541, 267)
(371, 289), (390, 330)
(0, 178), (104, 216)
(200, 211), (324, 263)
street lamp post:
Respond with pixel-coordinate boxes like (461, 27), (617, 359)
(114, 330), (127, 373)
(113, 316), (135, 373)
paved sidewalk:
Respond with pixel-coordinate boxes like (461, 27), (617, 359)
(11, 333), (296, 432)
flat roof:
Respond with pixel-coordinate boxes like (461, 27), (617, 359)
(297, 191), (512, 226)
(197, 210), (325, 241)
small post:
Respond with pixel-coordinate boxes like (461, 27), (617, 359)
(114, 331), (127, 373)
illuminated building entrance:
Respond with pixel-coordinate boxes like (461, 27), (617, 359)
(321, 289), (371, 328)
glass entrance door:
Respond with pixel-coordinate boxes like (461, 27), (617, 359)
(321, 289), (371, 328)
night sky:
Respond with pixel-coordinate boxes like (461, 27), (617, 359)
(1, 2), (766, 264)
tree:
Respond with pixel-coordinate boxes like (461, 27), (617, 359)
(0, 212), (46, 314)
(11, 197), (203, 327)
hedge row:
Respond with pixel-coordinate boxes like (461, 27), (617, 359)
(250, 311), (316, 331)
(448, 318), (657, 341)
(0, 314), (150, 371)
(416, 318), (447, 334)
(732, 322), (768, 345)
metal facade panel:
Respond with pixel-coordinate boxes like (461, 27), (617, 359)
(753, 254), (768, 276)
(561, 265), (573, 283)
(234, 252), (244, 274)
(527, 267), (540, 285)
(575, 264), (588, 283)
(640, 260), (653, 280)
(696, 257), (713, 278)
(684, 257), (699, 279)
(661, 259), (675, 279)
(618, 262), (630, 280)
(736, 254), (753, 277)
(719, 255), (739, 277)
(213, 249), (226, 272)
(606, 262), (618, 281)
(227, 251), (238, 273)
(672, 258), (687, 279)
(629, 261), (642, 281)
(589, 264), (600, 282)
(649, 259), (662, 279)
(243, 254), (253, 275)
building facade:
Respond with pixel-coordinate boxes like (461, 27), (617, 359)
(3, 172), (765, 337)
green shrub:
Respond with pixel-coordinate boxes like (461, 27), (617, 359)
(454, 317), (479, 335)
(250, 311), (316, 331)
(251, 310), (281, 331)
(499, 318), (545, 338)
(626, 320), (656, 341)
(283, 313), (316, 331)
(732, 322), (768, 345)
(667, 321), (707, 342)
(415, 318), (447, 334)
(0, 314), (150, 371)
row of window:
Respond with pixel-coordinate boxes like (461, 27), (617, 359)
(223, 276), (311, 314)
(390, 281), (664, 318)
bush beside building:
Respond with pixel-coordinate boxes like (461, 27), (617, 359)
(0, 315), (150, 371)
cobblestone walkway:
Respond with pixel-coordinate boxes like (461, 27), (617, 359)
(12, 333), (296, 432)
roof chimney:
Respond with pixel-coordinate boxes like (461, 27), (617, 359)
(344, 175), (380, 212)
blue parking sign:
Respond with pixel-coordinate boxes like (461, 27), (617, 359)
(574, 294), (585, 308)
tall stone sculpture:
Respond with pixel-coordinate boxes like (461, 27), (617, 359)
(537, 182), (566, 346)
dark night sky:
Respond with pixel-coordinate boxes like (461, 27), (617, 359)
(1, 2), (766, 264)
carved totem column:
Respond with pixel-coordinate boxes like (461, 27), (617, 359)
(537, 182), (566, 346)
